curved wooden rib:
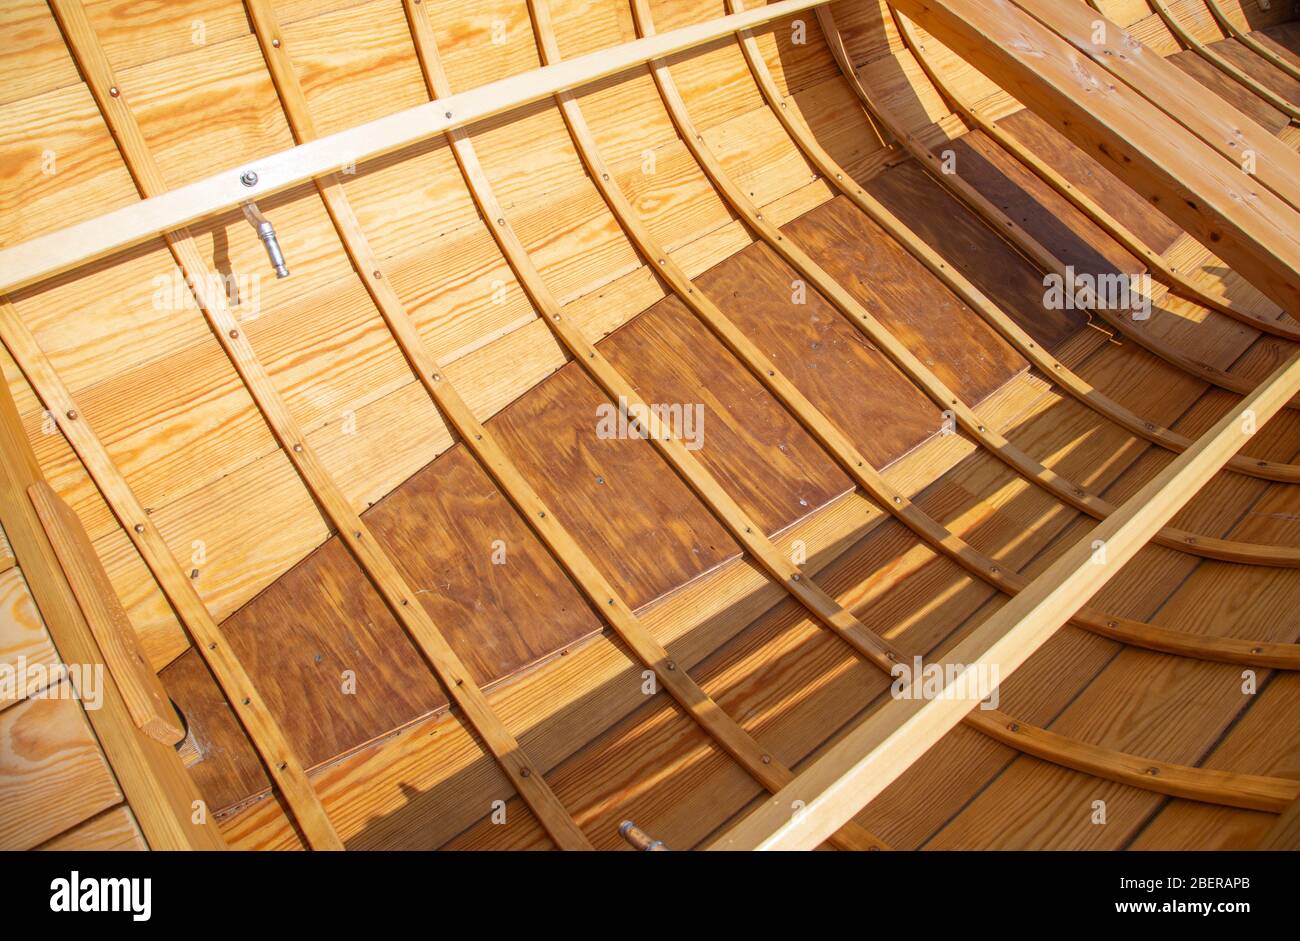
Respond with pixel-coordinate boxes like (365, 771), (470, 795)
(542, 0), (1300, 668)
(964, 710), (1300, 813)
(400, 0), (894, 853)
(1146, 0), (1300, 122)
(1204, 0), (1300, 83)
(716, 0), (1300, 572)
(49, 0), (590, 851)
(243, 0), (887, 854)
(892, 13), (1300, 346)
(1017, 0), (1300, 214)
(0, 0), (841, 298)
(627, 0), (1300, 811)
(893, 12), (1300, 426)
(0, 300), (341, 850)
(848, 12), (1300, 491)
(716, 349), (1300, 849)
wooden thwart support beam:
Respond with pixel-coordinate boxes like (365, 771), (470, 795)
(894, 10), (1300, 346)
(28, 481), (183, 746)
(1019, 0), (1300, 213)
(0, 372), (225, 850)
(890, 0), (1300, 316)
(711, 346), (1300, 850)
(0, 0), (835, 297)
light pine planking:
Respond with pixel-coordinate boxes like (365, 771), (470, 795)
(0, 685), (122, 849)
(0, 566), (59, 710)
(38, 803), (147, 851)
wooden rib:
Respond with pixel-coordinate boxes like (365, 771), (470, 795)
(963, 710), (1300, 812)
(894, 12), (1300, 346)
(0, 300), (338, 849)
(712, 345), (1300, 850)
(48, 0), (588, 851)
(241, 0), (886, 854)
(1204, 0), (1300, 82)
(545, 0), (1300, 666)
(851, 10), (1300, 487)
(720, 0), (1300, 571)
(28, 480), (183, 746)
(888, 19), (1300, 426)
(1146, 0), (1300, 121)
(892, 0), (1300, 317)
(400, 6), (894, 854)
(0, 0), (834, 297)
(627, 0), (1300, 805)
(0, 373), (226, 850)
(1017, 0), (1300, 214)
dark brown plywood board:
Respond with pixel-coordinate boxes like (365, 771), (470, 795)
(693, 239), (943, 471)
(948, 128), (1144, 279)
(784, 191), (1039, 385)
(997, 108), (1186, 259)
(601, 286), (855, 538)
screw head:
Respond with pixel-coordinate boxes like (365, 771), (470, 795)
(240, 170), (259, 187)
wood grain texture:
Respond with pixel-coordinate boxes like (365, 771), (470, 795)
(29, 480), (182, 744)
(39, 803), (147, 850)
(0, 686), (121, 849)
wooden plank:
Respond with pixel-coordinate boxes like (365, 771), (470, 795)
(0, 687), (121, 849)
(1010, 0), (1300, 212)
(892, 0), (1300, 316)
(49, 0), (587, 851)
(28, 481), (183, 745)
(39, 804), (147, 851)
(0, 567), (59, 708)
(403, 0), (885, 854)
(0, 0), (841, 295)
(1148, 0), (1300, 120)
(711, 345), (1300, 849)
(0, 354), (225, 850)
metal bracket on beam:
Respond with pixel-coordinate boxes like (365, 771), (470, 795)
(241, 198), (289, 279)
